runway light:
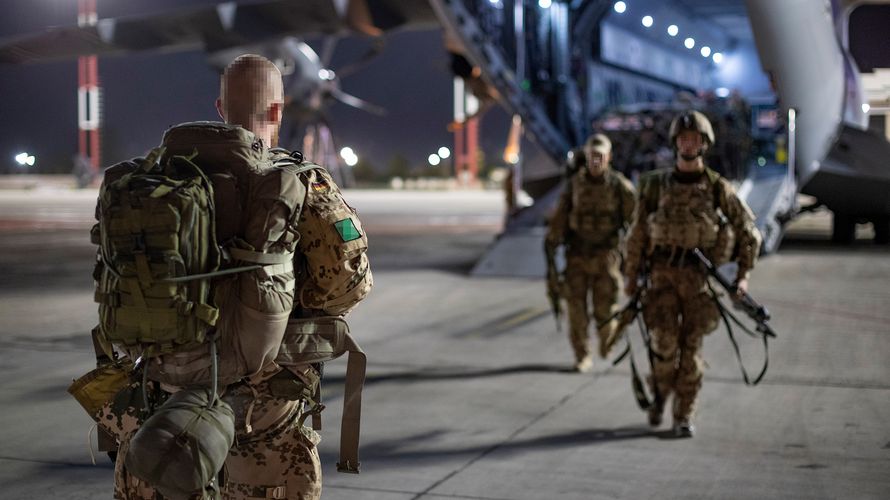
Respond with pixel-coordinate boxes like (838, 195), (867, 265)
(700, 46), (711, 58)
(716, 87), (730, 98)
(428, 154), (441, 166)
(538, 0), (551, 8)
(667, 25), (678, 37)
(438, 146), (451, 159)
(684, 37), (695, 49)
(862, 103), (871, 114)
(614, 2), (626, 14)
(340, 147), (358, 167)
(15, 152), (35, 166)
(712, 52), (724, 64)
(642, 16), (654, 28)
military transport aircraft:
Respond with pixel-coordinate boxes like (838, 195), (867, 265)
(2, 0), (888, 269)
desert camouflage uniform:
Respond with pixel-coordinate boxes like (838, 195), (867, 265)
(546, 168), (636, 362)
(624, 167), (760, 423)
(99, 146), (371, 500)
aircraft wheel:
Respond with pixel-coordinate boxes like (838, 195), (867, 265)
(831, 213), (856, 244)
(873, 216), (890, 245)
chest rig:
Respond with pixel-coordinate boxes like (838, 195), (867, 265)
(647, 173), (723, 253)
(567, 171), (624, 250)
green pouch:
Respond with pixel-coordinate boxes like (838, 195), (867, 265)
(67, 358), (134, 421)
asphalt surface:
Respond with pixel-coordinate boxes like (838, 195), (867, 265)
(0, 188), (888, 500)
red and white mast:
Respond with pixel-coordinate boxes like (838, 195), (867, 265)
(77, 0), (101, 178)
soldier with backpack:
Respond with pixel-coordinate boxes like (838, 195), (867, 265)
(623, 110), (761, 438)
(83, 54), (372, 499)
(545, 134), (636, 373)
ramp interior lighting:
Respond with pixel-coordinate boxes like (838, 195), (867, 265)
(667, 24), (679, 36)
(684, 37), (695, 49)
(642, 16), (653, 28)
(712, 52), (724, 64)
(701, 46), (711, 58)
(538, 0), (552, 8)
(614, 2), (627, 14)
(438, 146), (451, 159)
(428, 154), (441, 166)
(862, 103), (871, 113)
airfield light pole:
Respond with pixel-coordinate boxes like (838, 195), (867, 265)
(451, 76), (480, 187)
(77, 0), (101, 178)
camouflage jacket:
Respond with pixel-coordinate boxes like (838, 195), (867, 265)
(271, 149), (373, 316)
(624, 167), (761, 282)
(546, 168), (636, 252)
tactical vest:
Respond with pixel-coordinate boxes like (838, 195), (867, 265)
(567, 171), (625, 250)
(645, 169), (734, 264)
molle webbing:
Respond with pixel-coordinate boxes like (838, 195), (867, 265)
(95, 148), (221, 356)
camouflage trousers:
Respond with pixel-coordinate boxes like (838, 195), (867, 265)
(642, 264), (720, 420)
(564, 249), (622, 361)
(99, 365), (322, 500)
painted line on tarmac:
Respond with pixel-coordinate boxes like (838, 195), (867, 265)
(407, 371), (606, 500)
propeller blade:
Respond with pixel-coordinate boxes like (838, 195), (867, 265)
(319, 35), (339, 68)
(335, 37), (386, 78)
(330, 88), (387, 116)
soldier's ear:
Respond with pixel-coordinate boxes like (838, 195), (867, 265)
(267, 102), (283, 125)
(215, 98), (226, 121)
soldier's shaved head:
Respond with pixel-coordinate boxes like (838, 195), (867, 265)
(216, 54), (285, 146)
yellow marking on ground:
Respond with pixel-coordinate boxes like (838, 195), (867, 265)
(496, 307), (550, 330)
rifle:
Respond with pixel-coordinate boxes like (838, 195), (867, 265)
(691, 248), (777, 339)
(543, 240), (563, 333)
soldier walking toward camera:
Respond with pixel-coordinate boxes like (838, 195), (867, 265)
(624, 111), (761, 437)
(546, 134), (636, 373)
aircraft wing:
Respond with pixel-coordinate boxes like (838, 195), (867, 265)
(0, 0), (438, 64)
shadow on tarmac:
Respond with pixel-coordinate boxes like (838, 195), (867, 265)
(325, 363), (578, 388)
(321, 425), (676, 469)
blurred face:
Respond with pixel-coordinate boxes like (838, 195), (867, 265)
(676, 130), (704, 170)
(585, 147), (610, 176)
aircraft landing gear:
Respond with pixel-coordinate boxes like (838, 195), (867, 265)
(872, 216), (890, 245)
(832, 213), (856, 244)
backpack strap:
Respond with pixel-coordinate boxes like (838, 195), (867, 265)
(277, 317), (366, 474)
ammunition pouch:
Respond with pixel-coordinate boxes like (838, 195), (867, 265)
(68, 357), (135, 422)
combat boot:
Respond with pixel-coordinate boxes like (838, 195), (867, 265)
(573, 354), (593, 373)
(673, 418), (694, 438)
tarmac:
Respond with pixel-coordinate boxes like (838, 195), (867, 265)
(0, 188), (887, 499)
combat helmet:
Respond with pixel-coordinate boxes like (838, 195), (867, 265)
(669, 110), (715, 147)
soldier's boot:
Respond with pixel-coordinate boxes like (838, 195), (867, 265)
(596, 320), (617, 359)
(647, 399), (665, 427)
(574, 354), (593, 373)
(673, 418), (695, 438)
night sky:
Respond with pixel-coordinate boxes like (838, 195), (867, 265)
(0, 0), (510, 174)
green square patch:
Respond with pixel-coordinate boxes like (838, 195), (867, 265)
(334, 218), (362, 242)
